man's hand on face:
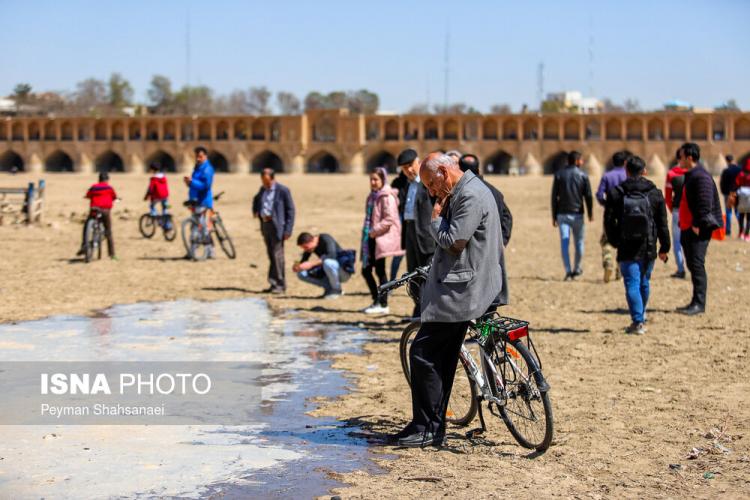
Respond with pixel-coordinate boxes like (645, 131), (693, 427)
(432, 196), (447, 220)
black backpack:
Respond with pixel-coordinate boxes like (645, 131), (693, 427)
(620, 188), (654, 242)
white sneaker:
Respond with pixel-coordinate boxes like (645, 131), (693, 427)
(364, 304), (389, 315)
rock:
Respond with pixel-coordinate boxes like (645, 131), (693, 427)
(703, 472), (715, 480)
(669, 463), (682, 470)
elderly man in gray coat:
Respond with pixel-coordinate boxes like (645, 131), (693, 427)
(392, 152), (503, 448)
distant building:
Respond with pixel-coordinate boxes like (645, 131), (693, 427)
(664, 99), (692, 111)
(544, 91), (602, 114)
(0, 97), (16, 115)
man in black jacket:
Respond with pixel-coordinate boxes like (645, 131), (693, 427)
(719, 154), (742, 236)
(677, 143), (723, 315)
(604, 156), (670, 335)
(459, 154), (513, 305)
(551, 151), (593, 280)
(397, 148), (436, 318)
(252, 168), (296, 294)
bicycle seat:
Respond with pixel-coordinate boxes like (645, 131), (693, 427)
(183, 200), (200, 208)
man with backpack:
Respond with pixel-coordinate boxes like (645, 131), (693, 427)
(605, 155), (670, 335)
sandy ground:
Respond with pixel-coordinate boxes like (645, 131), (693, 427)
(1, 171), (748, 498)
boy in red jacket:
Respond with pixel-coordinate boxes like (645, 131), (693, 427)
(77, 172), (118, 259)
(144, 163), (170, 218)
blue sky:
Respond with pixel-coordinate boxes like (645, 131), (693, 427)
(1, 0), (748, 112)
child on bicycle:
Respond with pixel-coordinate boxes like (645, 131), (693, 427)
(144, 163), (170, 222)
(77, 171), (118, 260)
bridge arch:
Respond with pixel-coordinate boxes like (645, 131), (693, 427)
(45, 150), (75, 172)
(95, 151), (125, 173)
(252, 150), (284, 173)
(208, 150), (229, 172)
(307, 150), (340, 173)
(366, 150), (397, 173)
(484, 150), (514, 175)
(145, 150), (176, 173)
(543, 151), (568, 175)
(0, 150), (25, 172)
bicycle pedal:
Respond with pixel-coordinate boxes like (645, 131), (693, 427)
(465, 427), (485, 439)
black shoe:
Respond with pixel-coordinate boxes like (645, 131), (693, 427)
(385, 424), (418, 444)
(680, 304), (705, 316)
(671, 271), (686, 279)
(676, 302), (695, 312)
(396, 430), (445, 448)
(564, 272), (574, 281)
(572, 269), (583, 278)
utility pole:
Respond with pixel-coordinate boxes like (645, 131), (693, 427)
(537, 61), (544, 109)
(443, 28), (450, 111)
(185, 5), (191, 114)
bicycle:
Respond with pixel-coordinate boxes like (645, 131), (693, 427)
(139, 209), (176, 241)
(378, 266), (554, 452)
(181, 191), (236, 261)
(83, 207), (106, 263)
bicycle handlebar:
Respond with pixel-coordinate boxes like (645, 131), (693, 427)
(377, 265), (431, 298)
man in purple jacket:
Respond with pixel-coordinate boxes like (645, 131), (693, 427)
(596, 151), (630, 283)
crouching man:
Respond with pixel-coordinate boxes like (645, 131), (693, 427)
(293, 232), (354, 299)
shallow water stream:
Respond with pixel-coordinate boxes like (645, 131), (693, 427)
(0, 298), (380, 498)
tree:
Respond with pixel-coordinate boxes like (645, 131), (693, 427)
(74, 78), (108, 114)
(601, 98), (624, 113)
(407, 103), (431, 114)
(248, 86), (271, 114)
(623, 98), (641, 112)
(173, 85), (214, 115)
(147, 75), (174, 113)
(108, 73), (134, 109)
(12, 83), (32, 103)
(348, 89), (379, 114)
(433, 103), (469, 114)
(490, 103), (512, 114)
(225, 90), (250, 114)
(276, 91), (301, 114)
(304, 91), (326, 111)
(715, 99), (740, 111)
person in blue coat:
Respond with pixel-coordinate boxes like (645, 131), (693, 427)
(184, 146), (216, 257)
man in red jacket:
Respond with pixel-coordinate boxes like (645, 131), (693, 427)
(664, 150), (688, 278)
(77, 172), (118, 259)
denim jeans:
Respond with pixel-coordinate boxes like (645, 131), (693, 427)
(149, 199), (169, 216)
(557, 213), (585, 274)
(671, 209), (684, 273)
(619, 260), (654, 324)
(298, 258), (350, 293)
(725, 195), (738, 235)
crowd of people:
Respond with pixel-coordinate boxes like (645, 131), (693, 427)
(71, 142), (746, 448)
(76, 142), (747, 333)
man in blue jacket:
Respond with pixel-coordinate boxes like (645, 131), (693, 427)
(184, 146), (216, 258)
(253, 167), (295, 293)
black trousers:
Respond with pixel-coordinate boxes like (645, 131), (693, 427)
(362, 237), (388, 306)
(404, 221), (433, 315)
(680, 229), (710, 308)
(409, 321), (470, 434)
(261, 220), (285, 290)
(81, 209), (114, 257)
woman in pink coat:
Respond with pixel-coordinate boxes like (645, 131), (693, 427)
(361, 167), (404, 314)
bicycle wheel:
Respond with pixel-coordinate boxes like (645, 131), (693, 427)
(95, 224), (103, 260)
(84, 218), (96, 263)
(212, 216), (236, 259)
(162, 215), (177, 241)
(180, 218), (192, 256)
(489, 339), (553, 451)
(399, 321), (478, 427)
(139, 214), (156, 238)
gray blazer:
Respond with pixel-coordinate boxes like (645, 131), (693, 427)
(421, 170), (503, 323)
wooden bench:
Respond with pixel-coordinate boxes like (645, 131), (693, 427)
(0, 180), (45, 225)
